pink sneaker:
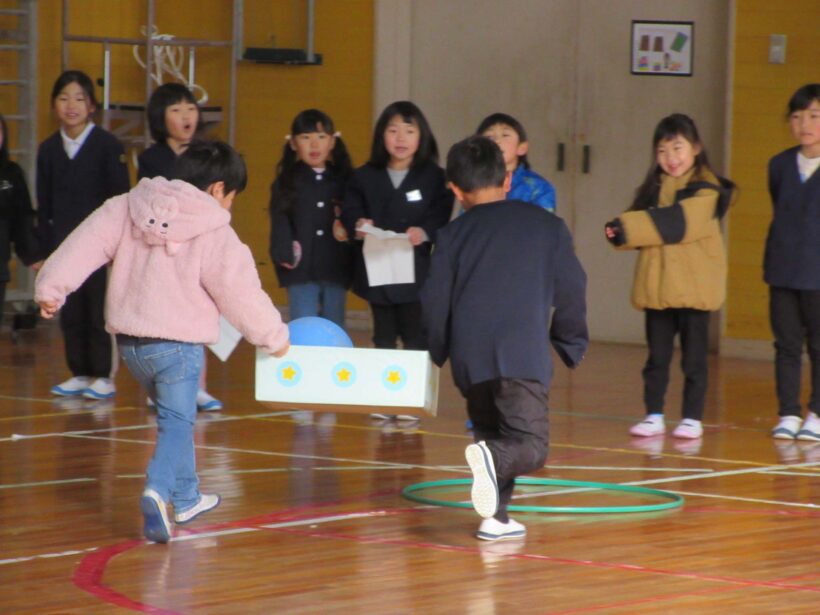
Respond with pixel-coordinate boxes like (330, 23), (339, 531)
(629, 415), (665, 437)
(672, 419), (703, 439)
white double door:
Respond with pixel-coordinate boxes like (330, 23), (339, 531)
(375, 0), (730, 343)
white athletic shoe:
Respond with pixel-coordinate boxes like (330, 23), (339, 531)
(83, 377), (116, 400)
(476, 517), (526, 541)
(772, 416), (802, 440)
(796, 412), (820, 442)
(629, 414), (665, 437)
(672, 419), (703, 439)
(175, 493), (221, 524)
(51, 376), (91, 396)
(465, 441), (499, 519)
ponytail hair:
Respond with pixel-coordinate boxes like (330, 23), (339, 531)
(271, 109), (352, 216)
(629, 113), (712, 211)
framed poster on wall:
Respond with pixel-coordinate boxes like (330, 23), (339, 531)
(631, 21), (694, 76)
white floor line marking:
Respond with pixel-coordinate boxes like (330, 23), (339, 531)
(0, 477), (96, 490)
(623, 460), (820, 487)
(657, 489), (819, 509)
(545, 465), (714, 473)
(0, 547), (98, 567)
(0, 410), (297, 442)
(761, 470), (820, 477)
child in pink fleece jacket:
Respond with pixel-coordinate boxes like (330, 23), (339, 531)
(35, 141), (290, 543)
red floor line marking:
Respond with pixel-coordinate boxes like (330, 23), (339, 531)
(269, 525), (820, 594)
(547, 571), (820, 614)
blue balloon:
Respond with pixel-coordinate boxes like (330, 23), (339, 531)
(287, 317), (353, 348)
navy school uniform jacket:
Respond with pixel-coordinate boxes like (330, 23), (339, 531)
(420, 200), (588, 394)
(0, 159), (38, 282)
(137, 142), (177, 180)
(269, 163), (353, 288)
(764, 146), (820, 290)
(36, 126), (130, 257)
(341, 161), (452, 304)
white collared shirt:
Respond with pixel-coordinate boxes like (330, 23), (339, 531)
(60, 121), (95, 160)
(797, 151), (820, 182)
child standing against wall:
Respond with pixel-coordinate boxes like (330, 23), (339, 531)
(766, 84), (820, 442)
(422, 136), (587, 540)
(0, 113), (38, 326)
(137, 83), (222, 411)
(477, 113), (556, 212)
(35, 141), (290, 543)
(341, 101), (451, 422)
(269, 109), (353, 327)
(605, 113), (735, 440)
(36, 70), (130, 400)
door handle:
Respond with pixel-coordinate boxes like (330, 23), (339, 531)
(557, 142), (565, 172)
(582, 145), (591, 174)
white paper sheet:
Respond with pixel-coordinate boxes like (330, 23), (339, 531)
(359, 223), (415, 286)
(208, 316), (242, 362)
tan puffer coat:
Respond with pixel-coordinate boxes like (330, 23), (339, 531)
(615, 168), (726, 312)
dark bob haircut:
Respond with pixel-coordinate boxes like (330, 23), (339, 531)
(146, 83), (203, 143)
(369, 101), (438, 168)
(174, 140), (247, 195)
(446, 136), (506, 193)
(50, 70), (99, 110)
(786, 83), (820, 116)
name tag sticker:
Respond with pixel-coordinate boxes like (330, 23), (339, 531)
(406, 189), (423, 202)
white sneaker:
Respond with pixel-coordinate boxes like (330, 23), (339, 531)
(140, 488), (171, 543)
(629, 414), (665, 437)
(672, 419), (703, 439)
(465, 441), (499, 519)
(196, 390), (223, 411)
(82, 377), (116, 400)
(395, 414), (420, 423)
(772, 415), (802, 440)
(476, 517), (526, 541)
(796, 412), (820, 441)
(174, 493), (221, 524)
(51, 376), (91, 396)
(370, 413), (393, 420)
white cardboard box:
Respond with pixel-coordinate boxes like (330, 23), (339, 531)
(255, 346), (440, 417)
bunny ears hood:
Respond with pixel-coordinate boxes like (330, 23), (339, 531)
(128, 177), (231, 255)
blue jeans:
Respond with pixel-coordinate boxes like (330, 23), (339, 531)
(288, 282), (347, 327)
(119, 339), (203, 511)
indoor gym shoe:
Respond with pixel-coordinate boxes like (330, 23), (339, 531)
(140, 488), (171, 543)
(83, 377), (116, 400)
(175, 493), (221, 524)
(476, 517), (526, 541)
(772, 415), (802, 440)
(629, 414), (665, 437)
(796, 412), (820, 442)
(465, 441), (499, 519)
(672, 419), (703, 439)
(370, 413), (393, 420)
(196, 390), (223, 412)
(51, 376), (91, 396)
(395, 414), (420, 423)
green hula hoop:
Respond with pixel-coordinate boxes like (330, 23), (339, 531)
(402, 477), (684, 514)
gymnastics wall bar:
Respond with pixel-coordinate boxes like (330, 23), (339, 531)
(60, 0), (243, 147)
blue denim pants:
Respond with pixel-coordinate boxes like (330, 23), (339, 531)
(288, 282), (347, 327)
(119, 338), (203, 511)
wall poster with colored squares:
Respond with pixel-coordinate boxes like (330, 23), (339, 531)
(631, 21), (694, 77)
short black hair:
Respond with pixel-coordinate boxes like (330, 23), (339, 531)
(146, 83), (202, 142)
(787, 83), (820, 116)
(174, 140), (247, 195)
(369, 100), (438, 168)
(50, 70), (99, 109)
(475, 112), (531, 169)
(446, 136), (506, 193)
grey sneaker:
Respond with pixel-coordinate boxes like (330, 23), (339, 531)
(175, 493), (221, 524)
(465, 441), (499, 519)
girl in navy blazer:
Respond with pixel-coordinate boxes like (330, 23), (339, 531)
(269, 109), (353, 327)
(36, 70), (130, 400)
(767, 83), (820, 442)
(341, 101), (451, 351)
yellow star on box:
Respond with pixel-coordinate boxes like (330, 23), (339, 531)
(387, 370), (402, 385)
(337, 368), (351, 382)
(282, 366), (297, 380)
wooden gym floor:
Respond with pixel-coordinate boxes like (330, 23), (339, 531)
(0, 319), (818, 614)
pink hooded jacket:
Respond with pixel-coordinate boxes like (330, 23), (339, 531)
(35, 177), (289, 354)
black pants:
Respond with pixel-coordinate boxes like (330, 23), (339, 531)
(370, 302), (425, 350)
(643, 308), (710, 421)
(770, 287), (820, 417)
(60, 266), (112, 378)
(0, 281), (5, 329)
(466, 378), (549, 523)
